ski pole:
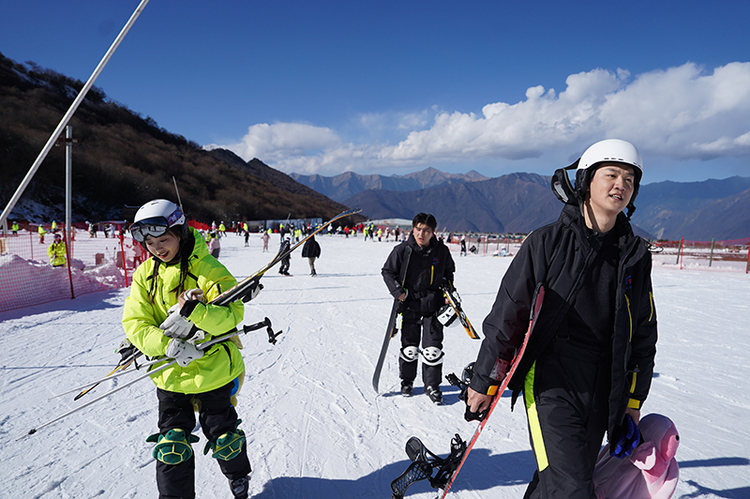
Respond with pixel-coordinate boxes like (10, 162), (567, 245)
(17, 359), (176, 441)
(56, 319), (279, 401)
(19, 318), (281, 439)
(48, 356), (163, 400)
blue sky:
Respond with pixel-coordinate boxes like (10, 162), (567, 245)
(1, 0), (749, 184)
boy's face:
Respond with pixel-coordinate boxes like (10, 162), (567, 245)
(586, 163), (636, 218)
(145, 232), (181, 262)
(412, 223), (434, 248)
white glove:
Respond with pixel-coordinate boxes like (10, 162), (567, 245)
(183, 288), (204, 302)
(166, 338), (203, 367)
(160, 304), (198, 339)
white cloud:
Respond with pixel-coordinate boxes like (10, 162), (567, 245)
(205, 122), (341, 164)
(208, 62), (750, 175)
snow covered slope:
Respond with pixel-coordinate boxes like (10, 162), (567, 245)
(1, 233), (749, 498)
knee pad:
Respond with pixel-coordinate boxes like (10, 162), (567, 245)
(204, 419), (246, 461)
(400, 345), (419, 363)
(146, 428), (200, 465)
(421, 346), (444, 366)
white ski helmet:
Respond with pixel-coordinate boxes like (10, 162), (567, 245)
(131, 199), (186, 243)
(576, 139), (642, 188)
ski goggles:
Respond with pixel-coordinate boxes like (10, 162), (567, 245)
(130, 217), (171, 242)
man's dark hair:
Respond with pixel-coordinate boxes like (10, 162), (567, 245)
(412, 213), (437, 230)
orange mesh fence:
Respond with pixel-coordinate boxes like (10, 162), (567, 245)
(650, 237), (750, 272)
(0, 222), (145, 313)
(0, 221), (218, 313)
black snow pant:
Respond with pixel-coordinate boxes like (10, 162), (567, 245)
(522, 340), (611, 499)
(279, 257), (290, 274)
(399, 308), (444, 388)
(155, 382), (251, 499)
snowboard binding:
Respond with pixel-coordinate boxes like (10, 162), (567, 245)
(390, 434), (466, 499)
(445, 362), (491, 421)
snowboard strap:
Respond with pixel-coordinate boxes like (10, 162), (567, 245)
(390, 434), (466, 499)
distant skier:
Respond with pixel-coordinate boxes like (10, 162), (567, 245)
(278, 236), (291, 275)
(301, 234), (321, 276)
(466, 139), (658, 498)
(122, 199), (254, 499)
(207, 232), (221, 259)
(381, 213), (455, 404)
(47, 233), (66, 267)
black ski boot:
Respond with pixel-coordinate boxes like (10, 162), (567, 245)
(229, 475), (250, 498)
(425, 385), (443, 405)
(401, 380), (413, 397)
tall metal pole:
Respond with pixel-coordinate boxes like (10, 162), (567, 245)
(65, 126), (73, 244)
(0, 0), (151, 228)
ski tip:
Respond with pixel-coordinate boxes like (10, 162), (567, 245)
(16, 428), (35, 441)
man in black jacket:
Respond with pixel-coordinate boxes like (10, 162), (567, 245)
(467, 139), (658, 498)
(382, 213), (455, 404)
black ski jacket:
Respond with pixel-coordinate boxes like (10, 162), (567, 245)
(470, 204), (657, 438)
(301, 238), (321, 258)
(382, 234), (455, 316)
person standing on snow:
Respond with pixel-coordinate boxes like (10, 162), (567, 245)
(278, 236), (291, 275)
(122, 199), (254, 499)
(466, 139), (658, 498)
(47, 233), (66, 267)
(301, 234), (321, 276)
(381, 212), (456, 404)
(208, 231), (221, 259)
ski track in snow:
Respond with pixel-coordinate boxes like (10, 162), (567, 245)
(2, 233), (750, 498)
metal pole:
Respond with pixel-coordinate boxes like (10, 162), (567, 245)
(65, 126), (73, 246)
(0, 0), (151, 228)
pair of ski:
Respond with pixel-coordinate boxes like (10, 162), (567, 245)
(391, 284), (545, 498)
(371, 283), (478, 394)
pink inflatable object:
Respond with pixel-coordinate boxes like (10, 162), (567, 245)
(594, 414), (680, 499)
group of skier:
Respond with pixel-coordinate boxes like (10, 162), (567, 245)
(122, 138), (658, 498)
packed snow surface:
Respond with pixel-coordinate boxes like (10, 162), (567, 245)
(1, 233), (749, 498)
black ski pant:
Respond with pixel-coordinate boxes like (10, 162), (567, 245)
(522, 340), (611, 499)
(279, 257), (290, 274)
(155, 382), (251, 499)
(399, 308), (444, 388)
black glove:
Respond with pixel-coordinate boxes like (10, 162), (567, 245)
(610, 414), (641, 458)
